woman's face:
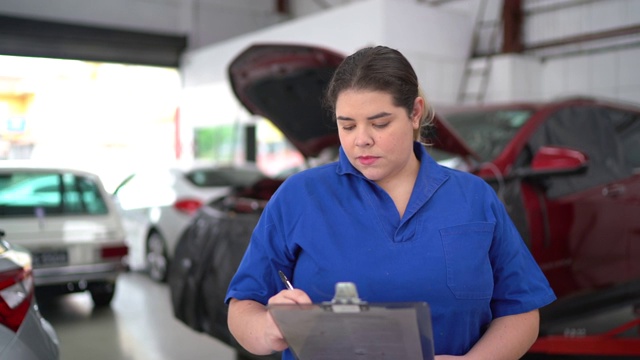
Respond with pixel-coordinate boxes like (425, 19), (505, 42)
(335, 89), (423, 184)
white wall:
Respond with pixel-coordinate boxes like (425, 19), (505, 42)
(475, 0), (640, 106)
(482, 55), (543, 103)
(179, 0), (473, 132)
(478, 47), (640, 104)
(524, 0), (640, 47)
(541, 46), (640, 104)
(479, 46), (640, 106)
(290, 0), (365, 18)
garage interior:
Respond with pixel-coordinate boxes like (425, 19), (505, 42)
(1, 0), (640, 359)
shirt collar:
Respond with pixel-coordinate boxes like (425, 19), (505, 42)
(413, 142), (450, 207)
(336, 146), (359, 176)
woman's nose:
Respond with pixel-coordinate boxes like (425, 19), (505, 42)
(354, 128), (373, 147)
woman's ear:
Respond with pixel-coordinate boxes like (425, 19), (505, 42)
(412, 97), (425, 128)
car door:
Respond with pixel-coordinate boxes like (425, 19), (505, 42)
(610, 107), (640, 279)
(525, 105), (639, 299)
(112, 172), (157, 270)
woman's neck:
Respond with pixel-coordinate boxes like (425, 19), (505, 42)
(376, 155), (420, 218)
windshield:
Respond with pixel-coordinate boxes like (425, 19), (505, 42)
(186, 167), (265, 188)
(0, 171), (108, 216)
(440, 109), (532, 163)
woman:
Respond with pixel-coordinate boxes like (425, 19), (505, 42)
(225, 45), (556, 359)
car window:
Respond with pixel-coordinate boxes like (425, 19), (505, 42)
(609, 109), (640, 170)
(186, 168), (263, 188)
(424, 147), (471, 171)
(527, 105), (632, 198)
(113, 171), (176, 209)
(442, 109), (531, 162)
(0, 171), (108, 216)
(63, 173), (109, 214)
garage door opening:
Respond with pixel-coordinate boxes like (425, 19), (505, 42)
(0, 55), (182, 192)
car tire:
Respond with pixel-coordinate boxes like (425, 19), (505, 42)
(147, 232), (169, 282)
(89, 281), (116, 307)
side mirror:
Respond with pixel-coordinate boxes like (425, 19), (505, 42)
(515, 146), (588, 178)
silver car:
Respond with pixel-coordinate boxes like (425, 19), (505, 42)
(0, 230), (59, 360)
(0, 161), (129, 306)
(113, 162), (265, 282)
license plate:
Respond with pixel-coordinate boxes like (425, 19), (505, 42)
(32, 250), (69, 267)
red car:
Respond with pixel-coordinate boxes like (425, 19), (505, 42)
(426, 98), (640, 319)
(169, 44), (640, 359)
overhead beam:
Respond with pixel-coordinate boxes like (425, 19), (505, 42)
(0, 14), (187, 67)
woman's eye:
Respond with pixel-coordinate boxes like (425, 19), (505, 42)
(342, 125), (355, 131)
(373, 122), (389, 129)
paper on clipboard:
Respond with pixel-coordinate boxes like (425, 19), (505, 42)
(267, 283), (435, 360)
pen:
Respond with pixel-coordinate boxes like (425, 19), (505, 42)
(278, 270), (294, 290)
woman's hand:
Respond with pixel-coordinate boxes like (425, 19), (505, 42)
(228, 289), (313, 355)
(268, 288), (313, 306)
(264, 289), (312, 351)
(445, 310), (540, 360)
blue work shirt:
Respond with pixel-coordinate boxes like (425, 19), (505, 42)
(226, 142), (556, 358)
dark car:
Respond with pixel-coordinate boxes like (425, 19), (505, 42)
(168, 44), (640, 359)
(0, 229), (60, 360)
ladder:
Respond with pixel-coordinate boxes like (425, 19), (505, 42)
(456, 0), (503, 104)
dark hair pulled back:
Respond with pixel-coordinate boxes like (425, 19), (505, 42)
(325, 46), (418, 118)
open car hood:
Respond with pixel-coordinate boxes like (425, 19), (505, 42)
(228, 43), (476, 159)
(228, 44), (343, 158)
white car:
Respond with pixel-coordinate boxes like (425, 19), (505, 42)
(112, 162), (265, 282)
(0, 161), (128, 307)
(0, 230), (60, 360)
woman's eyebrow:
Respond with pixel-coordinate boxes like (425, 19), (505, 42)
(336, 112), (392, 121)
(367, 112), (391, 120)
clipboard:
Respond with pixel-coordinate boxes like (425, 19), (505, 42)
(268, 282), (435, 360)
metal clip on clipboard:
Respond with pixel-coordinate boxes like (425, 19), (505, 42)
(322, 282), (369, 313)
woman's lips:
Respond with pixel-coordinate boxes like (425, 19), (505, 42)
(357, 156), (378, 166)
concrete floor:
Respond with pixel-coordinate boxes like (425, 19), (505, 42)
(36, 271), (640, 360)
(38, 271), (237, 360)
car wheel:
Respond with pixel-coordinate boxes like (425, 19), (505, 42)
(147, 232), (168, 282)
(89, 281), (116, 307)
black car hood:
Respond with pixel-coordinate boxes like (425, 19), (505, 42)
(228, 43), (476, 159)
(228, 43), (344, 158)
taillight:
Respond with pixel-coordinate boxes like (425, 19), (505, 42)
(173, 198), (203, 215)
(0, 267), (34, 332)
(101, 245), (129, 259)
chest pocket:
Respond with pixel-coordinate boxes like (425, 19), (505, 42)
(440, 222), (494, 299)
